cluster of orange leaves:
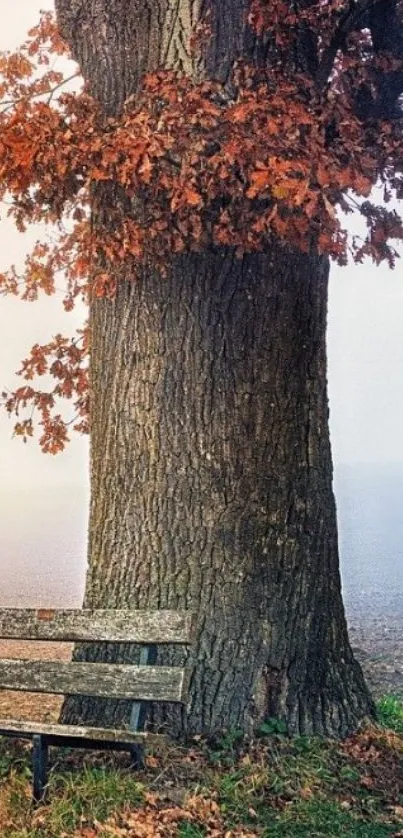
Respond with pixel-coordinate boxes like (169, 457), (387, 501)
(0, 6), (403, 450)
(6, 332), (89, 454)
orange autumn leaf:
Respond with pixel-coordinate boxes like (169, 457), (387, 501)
(184, 187), (202, 206)
(246, 169), (270, 198)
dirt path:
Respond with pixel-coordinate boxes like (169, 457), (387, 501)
(348, 615), (403, 700)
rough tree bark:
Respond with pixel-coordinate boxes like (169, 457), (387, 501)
(55, 0), (375, 736)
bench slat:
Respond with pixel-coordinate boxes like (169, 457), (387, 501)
(0, 609), (193, 644)
(0, 718), (161, 744)
(0, 659), (188, 702)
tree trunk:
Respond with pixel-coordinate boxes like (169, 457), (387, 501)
(55, 0), (375, 737)
(62, 244), (374, 737)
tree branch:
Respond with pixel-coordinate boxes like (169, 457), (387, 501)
(364, 0), (403, 118)
(317, 0), (403, 121)
(316, 0), (380, 91)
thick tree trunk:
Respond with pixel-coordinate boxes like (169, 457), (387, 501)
(55, 0), (375, 736)
(63, 244), (374, 737)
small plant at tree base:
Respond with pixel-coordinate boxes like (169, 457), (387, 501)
(206, 728), (245, 766)
(257, 717), (288, 736)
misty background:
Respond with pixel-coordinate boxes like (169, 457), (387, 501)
(0, 1), (402, 616)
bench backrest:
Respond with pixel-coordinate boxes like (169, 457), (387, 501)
(0, 608), (193, 644)
(0, 608), (193, 704)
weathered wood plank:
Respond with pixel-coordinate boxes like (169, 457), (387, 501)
(0, 609), (194, 644)
(0, 718), (162, 744)
(0, 660), (188, 702)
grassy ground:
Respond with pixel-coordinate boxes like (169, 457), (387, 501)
(0, 698), (402, 837)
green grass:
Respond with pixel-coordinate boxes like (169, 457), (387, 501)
(0, 750), (145, 837)
(203, 732), (399, 834)
(377, 695), (403, 734)
(0, 697), (401, 836)
(261, 800), (399, 836)
(177, 825), (207, 837)
(45, 765), (144, 832)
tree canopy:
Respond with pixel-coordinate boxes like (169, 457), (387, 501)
(1, 1), (403, 451)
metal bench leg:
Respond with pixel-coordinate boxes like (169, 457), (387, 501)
(128, 644), (157, 771)
(32, 734), (49, 803)
(129, 743), (145, 770)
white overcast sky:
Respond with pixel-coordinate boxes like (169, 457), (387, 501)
(0, 0), (403, 502)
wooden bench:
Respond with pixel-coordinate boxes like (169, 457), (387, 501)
(0, 608), (193, 801)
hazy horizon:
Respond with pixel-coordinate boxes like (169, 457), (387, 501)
(1, 460), (402, 613)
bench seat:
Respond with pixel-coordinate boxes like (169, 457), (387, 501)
(0, 718), (161, 746)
